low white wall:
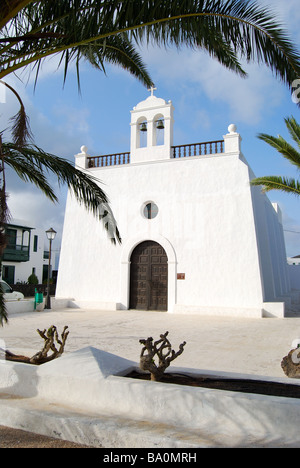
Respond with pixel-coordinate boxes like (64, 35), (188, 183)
(5, 297), (74, 316)
(67, 300), (119, 310)
(262, 302), (286, 318)
(2, 347), (300, 445)
(173, 304), (263, 318)
(6, 299), (35, 315)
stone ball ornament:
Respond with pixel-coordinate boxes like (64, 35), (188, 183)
(228, 124), (237, 134)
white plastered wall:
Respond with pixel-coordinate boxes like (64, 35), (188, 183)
(56, 149), (283, 317)
(56, 100), (291, 318)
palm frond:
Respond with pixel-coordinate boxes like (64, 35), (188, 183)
(2, 142), (122, 244)
(78, 34), (153, 86)
(252, 117), (300, 202)
(10, 107), (32, 147)
(0, 286), (8, 326)
(285, 116), (300, 151)
(128, 0), (300, 91)
(251, 176), (300, 196)
(0, 80), (32, 146)
(0, 0), (32, 30)
(3, 148), (58, 203)
(0, 0), (154, 87)
(0, 0), (299, 97)
(257, 133), (300, 169)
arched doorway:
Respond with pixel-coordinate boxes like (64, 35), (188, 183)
(129, 241), (168, 311)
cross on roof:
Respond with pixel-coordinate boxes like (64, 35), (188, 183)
(148, 86), (157, 96)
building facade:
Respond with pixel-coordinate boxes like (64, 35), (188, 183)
(56, 93), (293, 318)
(2, 219), (52, 285)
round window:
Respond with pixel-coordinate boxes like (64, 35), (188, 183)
(143, 202), (158, 219)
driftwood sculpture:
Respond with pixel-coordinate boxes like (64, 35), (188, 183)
(1, 325), (69, 365)
(139, 331), (186, 381)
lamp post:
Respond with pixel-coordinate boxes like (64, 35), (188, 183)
(45, 227), (56, 309)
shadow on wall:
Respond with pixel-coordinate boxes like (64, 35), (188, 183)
(0, 358), (39, 399)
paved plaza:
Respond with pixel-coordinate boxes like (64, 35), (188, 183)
(1, 307), (300, 379)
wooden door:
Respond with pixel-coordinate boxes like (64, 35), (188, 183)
(130, 241), (168, 311)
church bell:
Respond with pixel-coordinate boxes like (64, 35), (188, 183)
(140, 122), (147, 132)
(156, 119), (164, 129)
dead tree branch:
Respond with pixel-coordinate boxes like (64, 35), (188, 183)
(2, 325), (69, 364)
(139, 331), (186, 381)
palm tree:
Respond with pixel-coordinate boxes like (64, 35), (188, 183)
(0, 0), (300, 325)
(251, 117), (300, 196)
(0, 134), (122, 325)
(1, 1), (299, 89)
(0, 83), (122, 325)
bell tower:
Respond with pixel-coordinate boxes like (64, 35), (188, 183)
(130, 88), (174, 164)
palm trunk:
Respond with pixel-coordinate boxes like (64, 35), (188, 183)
(0, 135), (8, 325)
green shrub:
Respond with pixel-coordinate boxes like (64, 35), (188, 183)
(27, 273), (39, 285)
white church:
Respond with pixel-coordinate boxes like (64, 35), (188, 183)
(56, 91), (294, 318)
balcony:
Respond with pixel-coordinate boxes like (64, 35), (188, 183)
(86, 140), (224, 168)
(171, 140), (224, 158)
(87, 152), (130, 168)
(3, 244), (30, 262)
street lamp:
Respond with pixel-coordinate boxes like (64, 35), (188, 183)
(45, 227), (57, 309)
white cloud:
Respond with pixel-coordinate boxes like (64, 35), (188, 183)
(14, 54), (73, 87)
(137, 0), (299, 126)
(262, 0), (300, 42)
(141, 45), (285, 125)
(7, 188), (66, 250)
(52, 102), (91, 136)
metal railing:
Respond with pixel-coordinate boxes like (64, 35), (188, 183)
(87, 140), (224, 168)
(171, 140), (224, 159)
(87, 152), (130, 168)
(3, 244), (29, 262)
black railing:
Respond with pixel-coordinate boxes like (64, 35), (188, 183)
(87, 140), (224, 168)
(3, 244), (29, 262)
(172, 140), (224, 159)
(87, 152), (130, 168)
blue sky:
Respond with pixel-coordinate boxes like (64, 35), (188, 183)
(1, 0), (300, 257)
